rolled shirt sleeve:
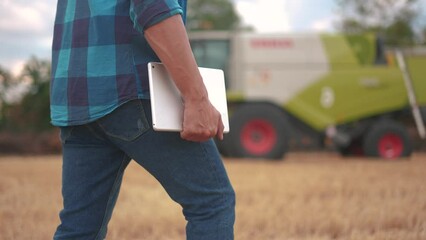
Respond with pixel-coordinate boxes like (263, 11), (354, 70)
(130, 0), (184, 33)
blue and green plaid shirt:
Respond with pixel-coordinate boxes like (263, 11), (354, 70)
(50, 0), (187, 126)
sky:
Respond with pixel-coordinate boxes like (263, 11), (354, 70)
(0, 0), (425, 75)
(234, 0), (337, 33)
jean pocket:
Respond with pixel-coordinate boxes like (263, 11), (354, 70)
(97, 100), (150, 141)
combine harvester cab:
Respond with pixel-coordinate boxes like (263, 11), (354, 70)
(189, 32), (426, 160)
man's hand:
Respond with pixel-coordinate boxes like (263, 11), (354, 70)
(181, 97), (224, 142)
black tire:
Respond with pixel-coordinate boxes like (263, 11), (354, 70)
(223, 103), (290, 159)
(338, 138), (364, 157)
(214, 138), (231, 157)
(362, 119), (412, 159)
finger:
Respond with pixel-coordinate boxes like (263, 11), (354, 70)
(180, 131), (188, 140)
(181, 130), (195, 141)
(181, 130), (209, 142)
(217, 117), (224, 141)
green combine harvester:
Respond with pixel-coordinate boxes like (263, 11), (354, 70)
(189, 32), (426, 159)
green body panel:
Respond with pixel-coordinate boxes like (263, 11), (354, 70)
(344, 34), (376, 65)
(406, 56), (426, 105)
(226, 91), (245, 102)
(283, 34), (418, 131)
(285, 67), (408, 131)
(320, 34), (377, 68)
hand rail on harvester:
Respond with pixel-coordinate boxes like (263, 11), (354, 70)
(395, 50), (426, 139)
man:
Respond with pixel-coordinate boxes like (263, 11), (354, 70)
(50, 1), (235, 239)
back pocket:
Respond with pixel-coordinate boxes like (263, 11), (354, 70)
(97, 100), (150, 141)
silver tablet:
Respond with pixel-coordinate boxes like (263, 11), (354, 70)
(148, 62), (230, 133)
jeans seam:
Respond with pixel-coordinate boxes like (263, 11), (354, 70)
(94, 153), (129, 240)
(200, 142), (223, 197)
(200, 142), (233, 238)
(85, 124), (106, 141)
(96, 121), (149, 142)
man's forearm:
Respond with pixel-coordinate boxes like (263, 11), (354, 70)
(145, 15), (207, 103)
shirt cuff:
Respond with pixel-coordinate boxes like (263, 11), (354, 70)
(131, 1), (183, 33)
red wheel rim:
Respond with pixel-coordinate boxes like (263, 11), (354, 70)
(240, 119), (277, 155)
(378, 133), (404, 159)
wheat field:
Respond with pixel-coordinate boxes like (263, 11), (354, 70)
(0, 152), (425, 240)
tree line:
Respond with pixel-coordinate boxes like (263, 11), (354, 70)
(335, 0), (426, 46)
(187, 0), (426, 45)
(0, 57), (51, 133)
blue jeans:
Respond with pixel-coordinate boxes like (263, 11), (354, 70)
(53, 100), (235, 240)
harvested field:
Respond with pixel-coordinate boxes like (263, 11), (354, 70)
(0, 152), (425, 240)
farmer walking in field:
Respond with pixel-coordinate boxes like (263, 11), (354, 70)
(50, 0), (235, 239)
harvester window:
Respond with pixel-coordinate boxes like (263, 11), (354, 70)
(190, 40), (230, 86)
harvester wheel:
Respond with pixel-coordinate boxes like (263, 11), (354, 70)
(338, 138), (364, 157)
(224, 103), (290, 159)
(362, 120), (412, 159)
